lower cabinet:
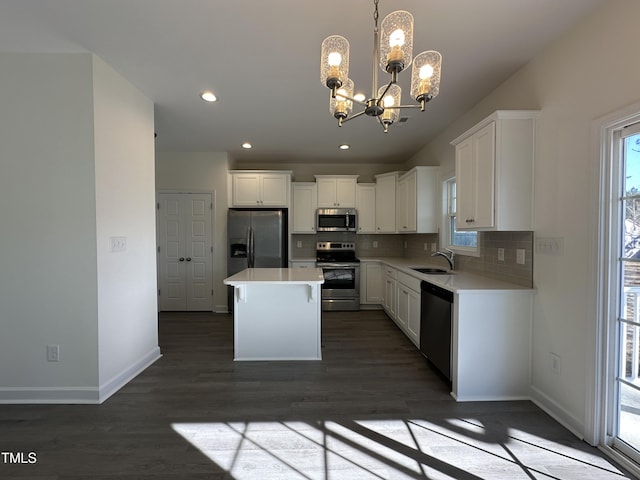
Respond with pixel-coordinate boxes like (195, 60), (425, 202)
(381, 265), (420, 347)
(395, 271), (421, 347)
(453, 291), (532, 401)
(383, 266), (397, 318)
(360, 261), (383, 306)
(375, 261), (534, 401)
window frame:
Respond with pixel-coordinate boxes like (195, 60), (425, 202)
(441, 176), (480, 257)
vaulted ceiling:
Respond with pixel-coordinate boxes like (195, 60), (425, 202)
(0, 0), (604, 164)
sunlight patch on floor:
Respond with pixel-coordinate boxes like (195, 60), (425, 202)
(171, 419), (629, 479)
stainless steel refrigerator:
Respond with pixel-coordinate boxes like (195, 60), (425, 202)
(227, 208), (288, 311)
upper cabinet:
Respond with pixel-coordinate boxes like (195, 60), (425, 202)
(396, 166), (439, 233)
(356, 183), (376, 234)
(291, 182), (317, 233)
(375, 172), (401, 233)
(229, 170), (291, 207)
(315, 175), (358, 208)
(451, 110), (539, 231)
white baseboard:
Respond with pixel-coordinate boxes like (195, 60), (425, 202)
(530, 385), (585, 439)
(0, 347), (162, 405)
(0, 386), (99, 404)
(98, 347), (162, 403)
(215, 304), (229, 314)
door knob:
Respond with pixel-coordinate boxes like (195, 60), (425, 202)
(179, 257), (185, 262)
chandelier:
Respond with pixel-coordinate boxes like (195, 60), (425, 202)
(320, 0), (442, 133)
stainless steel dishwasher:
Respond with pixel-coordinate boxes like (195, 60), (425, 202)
(420, 281), (454, 382)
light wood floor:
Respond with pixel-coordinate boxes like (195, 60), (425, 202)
(0, 310), (636, 479)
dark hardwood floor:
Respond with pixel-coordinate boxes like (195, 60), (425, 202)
(0, 310), (636, 479)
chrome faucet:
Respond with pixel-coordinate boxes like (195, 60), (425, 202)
(431, 248), (455, 271)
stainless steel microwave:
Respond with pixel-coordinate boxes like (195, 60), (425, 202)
(316, 208), (357, 232)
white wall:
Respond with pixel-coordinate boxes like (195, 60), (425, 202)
(0, 53), (159, 403)
(92, 56), (160, 401)
(408, 0), (640, 437)
(155, 152), (230, 312)
(0, 53), (100, 401)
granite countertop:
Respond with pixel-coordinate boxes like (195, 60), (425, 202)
(224, 268), (325, 285)
(358, 256), (534, 293)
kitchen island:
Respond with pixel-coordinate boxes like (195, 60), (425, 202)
(223, 268), (324, 361)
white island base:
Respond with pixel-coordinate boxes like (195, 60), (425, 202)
(224, 268), (324, 361)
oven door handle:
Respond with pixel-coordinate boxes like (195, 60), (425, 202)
(317, 263), (359, 268)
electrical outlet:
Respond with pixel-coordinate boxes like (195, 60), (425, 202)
(497, 248), (505, 262)
(431, 243), (437, 252)
(516, 249), (526, 265)
(47, 345), (60, 362)
(296, 240), (302, 248)
(550, 353), (561, 375)
(373, 241), (378, 248)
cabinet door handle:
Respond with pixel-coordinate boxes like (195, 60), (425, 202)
(186, 257), (192, 262)
(179, 257), (185, 262)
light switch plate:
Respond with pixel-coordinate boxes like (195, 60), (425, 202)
(497, 248), (505, 262)
(516, 249), (526, 265)
(109, 236), (127, 252)
(536, 237), (564, 255)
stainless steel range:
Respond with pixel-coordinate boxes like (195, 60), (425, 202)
(316, 242), (360, 311)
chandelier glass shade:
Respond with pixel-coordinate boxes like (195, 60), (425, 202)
(379, 10), (414, 74)
(320, 0), (442, 132)
(331, 78), (354, 120)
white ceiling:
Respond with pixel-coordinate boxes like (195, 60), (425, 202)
(0, 0), (604, 164)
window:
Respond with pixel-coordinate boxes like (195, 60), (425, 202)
(443, 177), (479, 256)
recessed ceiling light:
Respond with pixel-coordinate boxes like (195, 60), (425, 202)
(242, 142), (252, 149)
(339, 144), (350, 150)
(200, 91), (217, 102)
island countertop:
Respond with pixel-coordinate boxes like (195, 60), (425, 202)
(224, 267), (324, 286)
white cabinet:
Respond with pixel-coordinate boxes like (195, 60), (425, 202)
(229, 170), (291, 207)
(453, 290), (533, 401)
(360, 261), (383, 306)
(380, 265), (421, 347)
(383, 266), (397, 317)
(395, 271), (421, 347)
(451, 110), (539, 231)
(291, 182), (317, 233)
(315, 175), (358, 208)
(375, 172), (402, 233)
(356, 183), (376, 234)
(374, 259), (534, 401)
(396, 166), (439, 233)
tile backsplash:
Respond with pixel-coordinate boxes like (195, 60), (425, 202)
(457, 231), (533, 287)
(292, 230), (533, 287)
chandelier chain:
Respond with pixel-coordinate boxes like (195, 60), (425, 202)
(373, 0), (379, 31)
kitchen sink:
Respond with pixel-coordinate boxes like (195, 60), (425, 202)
(411, 267), (452, 275)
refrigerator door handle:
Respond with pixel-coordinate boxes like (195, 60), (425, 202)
(247, 227), (256, 268)
(245, 227), (252, 268)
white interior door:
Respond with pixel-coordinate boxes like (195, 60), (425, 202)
(158, 193), (213, 311)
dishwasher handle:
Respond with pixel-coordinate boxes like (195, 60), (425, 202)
(420, 281), (454, 303)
